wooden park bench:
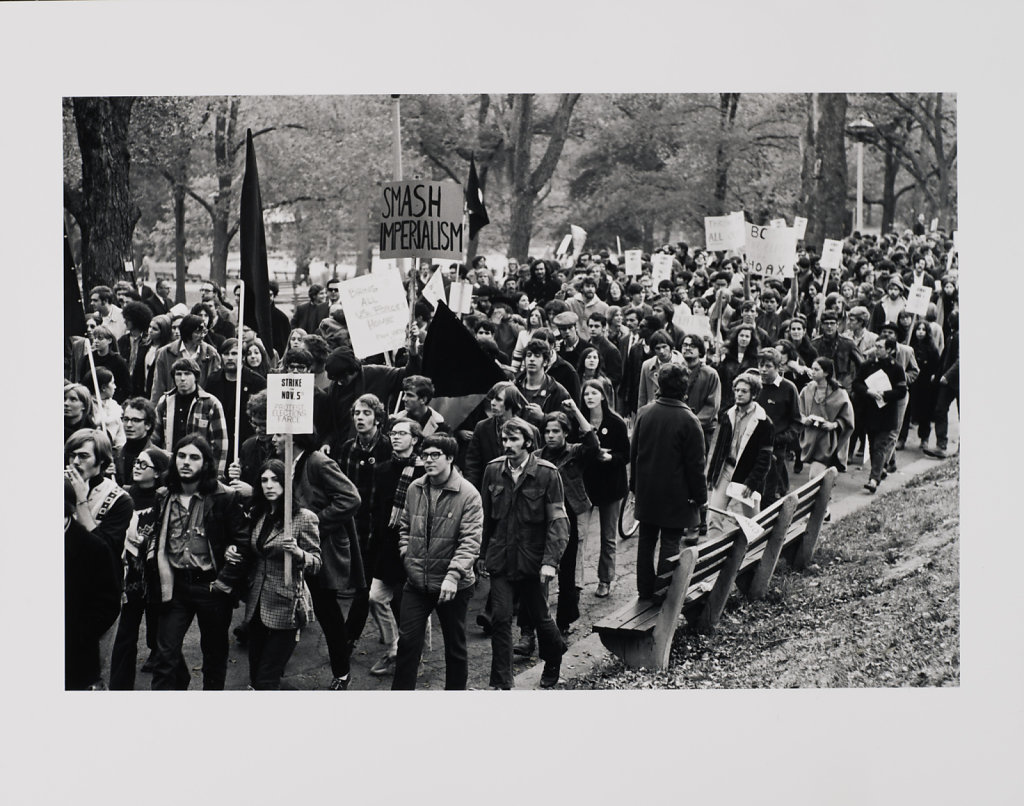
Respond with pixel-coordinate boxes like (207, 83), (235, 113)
(592, 468), (838, 670)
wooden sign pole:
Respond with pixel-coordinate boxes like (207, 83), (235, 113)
(233, 280), (246, 464)
(283, 432), (293, 585)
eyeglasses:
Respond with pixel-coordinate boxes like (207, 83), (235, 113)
(134, 458), (154, 470)
(122, 415), (146, 424)
(389, 430), (413, 438)
(421, 450), (445, 460)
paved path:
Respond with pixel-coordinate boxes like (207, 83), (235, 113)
(123, 410), (958, 691)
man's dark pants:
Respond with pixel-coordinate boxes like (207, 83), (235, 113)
(488, 575), (565, 689)
(392, 585), (472, 690)
(151, 575), (233, 690)
(636, 523), (684, 599)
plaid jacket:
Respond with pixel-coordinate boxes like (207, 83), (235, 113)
(153, 388), (229, 477)
(243, 509), (321, 630)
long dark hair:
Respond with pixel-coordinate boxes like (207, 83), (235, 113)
(165, 434), (220, 494)
(726, 323), (761, 361)
(251, 458), (302, 527)
(576, 346), (608, 381)
(812, 356), (841, 393)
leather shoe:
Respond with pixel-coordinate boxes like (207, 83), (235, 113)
(595, 582), (610, 598)
(864, 479), (877, 494)
(475, 613), (493, 636)
(539, 662), (561, 688)
(369, 654), (396, 677)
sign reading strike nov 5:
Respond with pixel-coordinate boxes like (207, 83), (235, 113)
(379, 180), (464, 260)
(267, 373), (315, 434)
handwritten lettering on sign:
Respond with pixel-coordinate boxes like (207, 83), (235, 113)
(744, 224), (797, 278)
(266, 373), (314, 434)
(336, 268), (410, 358)
(379, 181), (464, 260)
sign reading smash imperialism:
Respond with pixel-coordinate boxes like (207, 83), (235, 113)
(379, 181), (464, 260)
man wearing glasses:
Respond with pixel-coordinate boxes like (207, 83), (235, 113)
(392, 434), (482, 690)
(113, 397), (163, 485)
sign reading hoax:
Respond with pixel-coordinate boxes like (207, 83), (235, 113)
(336, 268), (411, 358)
(266, 373), (314, 434)
(744, 224), (797, 278)
(379, 180), (464, 260)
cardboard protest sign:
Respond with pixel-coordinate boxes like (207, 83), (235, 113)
(651, 253), (673, 285)
(930, 217), (939, 233)
(744, 224), (797, 278)
(378, 180), (464, 261)
(555, 234), (572, 257)
(793, 216), (808, 239)
(570, 225), (587, 256)
(447, 280), (474, 315)
(336, 267), (410, 358)
(624, 249), (643, 276)
(819, 238), (844, 271)
(704, 213), (746, 251)
(421, 266), (446, 310)
(770, 218), (786, 228)
(371, 254), (399, 274)
(266, 373), (315, 434)
(905, 284), (932, 316)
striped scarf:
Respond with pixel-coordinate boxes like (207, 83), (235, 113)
(388, 455), (420, 529)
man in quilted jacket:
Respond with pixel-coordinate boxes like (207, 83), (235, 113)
(392, 434), (482, 690)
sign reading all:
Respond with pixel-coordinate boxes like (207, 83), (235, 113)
(266, 373), (314, 434)
(379, 180), (465, 260)
(336, 268), (411, 358)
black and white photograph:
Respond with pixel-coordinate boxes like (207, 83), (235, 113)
(4, 0), (1021, 803)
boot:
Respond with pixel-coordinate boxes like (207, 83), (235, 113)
(513, 629), (536, 657)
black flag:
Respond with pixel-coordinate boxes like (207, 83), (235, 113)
(422, 301), (506, 430)
(64, 222), (87, 338)
(466, 156), (489, 240)
(240, 129), (274, 352)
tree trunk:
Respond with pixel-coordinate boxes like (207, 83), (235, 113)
(799, 93), (848, 249)
(880, 145), (898, 237)
(72, 97), (140, 292)
(173, 183), (187, 303)
(712, 93), (740, 216)
(505, 93), (581, 259)
(209, 99), (240, 288)
(641, 220), (655, 254)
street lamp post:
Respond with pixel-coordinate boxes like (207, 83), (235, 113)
(848, 117), (875, 234)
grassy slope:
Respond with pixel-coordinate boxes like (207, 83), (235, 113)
(565, 459), (961, 689)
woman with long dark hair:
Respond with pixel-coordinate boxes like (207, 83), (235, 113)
(579, 379), (629, 598)
(797, 357), (855, 477)
(242, 459), (321, 689)
(903, 321), (941, 450)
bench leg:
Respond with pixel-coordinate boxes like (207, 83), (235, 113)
(744, 494), (798, 600)
(597, 631), (659, 670)
(687, 534), (748, 634)
(791, 467), (838, 571)
(650, 547), (699, 669)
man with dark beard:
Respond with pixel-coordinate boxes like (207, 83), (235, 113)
(149, 435), (248, 690)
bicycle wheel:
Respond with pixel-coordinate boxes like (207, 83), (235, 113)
(618, 492), (639, 539)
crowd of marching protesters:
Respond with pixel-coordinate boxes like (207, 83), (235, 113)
(63, 224), (959, 691)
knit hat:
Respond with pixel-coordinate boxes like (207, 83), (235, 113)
(325, 347), (361, 379)
(848, 305), (870, 322)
